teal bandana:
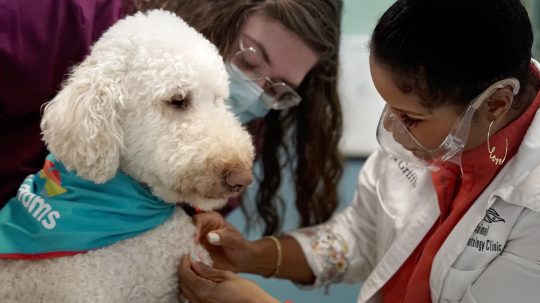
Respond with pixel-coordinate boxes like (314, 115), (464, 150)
(0, 154), (175, 259)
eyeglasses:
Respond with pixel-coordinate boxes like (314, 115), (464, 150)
(228, 40), (302, 110)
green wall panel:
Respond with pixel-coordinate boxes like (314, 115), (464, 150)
(342, 0), (394, 34)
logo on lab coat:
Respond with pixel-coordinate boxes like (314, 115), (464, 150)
(483, 208), (506, 223)
(466, 208), (506, 253)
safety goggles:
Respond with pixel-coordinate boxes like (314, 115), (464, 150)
(376, 78), (520, 170)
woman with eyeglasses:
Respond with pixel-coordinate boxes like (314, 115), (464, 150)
(178, 0), (540, 302)
(0, 0), (344, 239)
(164, 0), (345, 234)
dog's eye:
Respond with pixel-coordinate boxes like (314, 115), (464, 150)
(169, 96), (189, 110)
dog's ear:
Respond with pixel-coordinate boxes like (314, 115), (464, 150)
(41, 57), (124, 184)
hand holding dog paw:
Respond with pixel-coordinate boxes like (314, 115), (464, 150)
(193, 212), (252, 273)
(177, 255), (279, 303)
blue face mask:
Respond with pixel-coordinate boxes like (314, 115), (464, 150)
(226, 64), (271, 124)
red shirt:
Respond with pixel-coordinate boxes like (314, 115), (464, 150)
(382, 86), (540, 302)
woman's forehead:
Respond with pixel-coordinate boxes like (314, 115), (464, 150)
(369, 56), (429, 115)
(239, 12), (319, 88)
(369, 55), (467, 117)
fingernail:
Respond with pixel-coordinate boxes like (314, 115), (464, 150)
(190, 252), (201, 263)
(207, 232), (220, 244)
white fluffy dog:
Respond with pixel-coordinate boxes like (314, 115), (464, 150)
(0, 10), (254, 302)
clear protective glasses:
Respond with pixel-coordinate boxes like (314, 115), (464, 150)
(228, 40), (302, 110)
(376, 78), (521, 170)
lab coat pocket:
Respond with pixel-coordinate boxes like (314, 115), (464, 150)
(440, 266), (486, 301)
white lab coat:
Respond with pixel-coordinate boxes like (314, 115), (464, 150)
(290, 102), (540, 302)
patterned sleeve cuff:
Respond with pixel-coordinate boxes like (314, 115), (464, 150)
(287, 224), (350, 289)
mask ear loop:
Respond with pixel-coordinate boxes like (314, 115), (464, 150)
(469, 78), (521, 111)
(470, 78), (521, 171)
(441, 78), (520, 177)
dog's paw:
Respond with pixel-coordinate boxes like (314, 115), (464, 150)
(190, 244), (213, 266)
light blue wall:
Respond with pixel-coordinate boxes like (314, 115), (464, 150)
(523, 0), (540, 59)
(342, 0), (394, 34)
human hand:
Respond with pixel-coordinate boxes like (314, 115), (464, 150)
(177, 255), (279, 303)
(192, 211), (252, 273)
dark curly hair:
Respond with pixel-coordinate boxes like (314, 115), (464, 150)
(370, 0), (534, 110)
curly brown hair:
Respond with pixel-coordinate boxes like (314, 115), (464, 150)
(135, 0), (344, 235)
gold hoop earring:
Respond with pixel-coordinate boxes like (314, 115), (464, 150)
(487, 120), (508, 166)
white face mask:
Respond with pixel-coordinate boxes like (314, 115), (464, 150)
(226, 63), (271, 124)
(376, 78), (520, 171)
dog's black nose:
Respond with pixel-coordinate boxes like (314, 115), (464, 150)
(225, 170), (253, 192)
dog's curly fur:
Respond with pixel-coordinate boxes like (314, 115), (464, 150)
(0, 10), (254, 302)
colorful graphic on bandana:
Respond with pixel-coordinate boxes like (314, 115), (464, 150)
(39, 159), (67, 197)
(0, 154), (175, 259)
